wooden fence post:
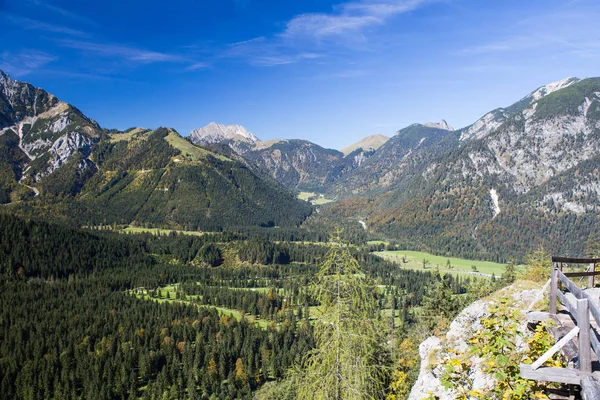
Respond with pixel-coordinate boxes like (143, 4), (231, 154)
(578, 298), (592, 374)
(590, 263), (596, 289)
(550, 265), (558, 315)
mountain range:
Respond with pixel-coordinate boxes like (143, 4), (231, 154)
(0, 70), (311, 230)
(1, 70), (599, 259)
(185, 77), (600, 259)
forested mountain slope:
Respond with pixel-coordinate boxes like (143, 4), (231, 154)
(0, 71), (312, 230)
(189, 122), (380, 190)
(327, 77), (600, 260)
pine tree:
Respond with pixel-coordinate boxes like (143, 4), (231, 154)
(292, 233), (392, 399)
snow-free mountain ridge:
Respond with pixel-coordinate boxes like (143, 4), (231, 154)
(424, 119), (454, 131)
(189, 122), (259, 145)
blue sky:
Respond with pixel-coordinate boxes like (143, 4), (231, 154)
(1, 0), (600, 149)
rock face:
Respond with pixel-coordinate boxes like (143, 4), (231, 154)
(189, 122), (259, 153)
(408, 285), (538, 399)
(424, 119), (454, 131)
(0, 70), (101, 200)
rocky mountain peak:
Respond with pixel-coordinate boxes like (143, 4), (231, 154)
(189, 122), (260, 145)
(424, 119), (454, 131)
(527, 77), (580, 101)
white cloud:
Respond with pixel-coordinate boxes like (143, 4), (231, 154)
(5, 14), (87, 36)
(59, 40), (184, 63)
(28, 0), (98, 27)
(0, 50), (57, 76)
(252, 53), (322, 67)
(227, 36), (266, 47)
(186, 62), (209, 71)
(283, 0), (433, 38)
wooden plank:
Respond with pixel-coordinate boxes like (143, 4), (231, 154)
(520, 364), (582, 385)
(551, 267), (558, 314)
(547, 314), (580, 362)
(555, 270), (600, 330)
(590, 263), (596, 288)
(590, 327), (600, 363)
(557, 290), (577, 316)
(563, 271), (600, 278)
(558, 270), (584, 298)
(526, 278), (551, 312)
(578, 299), (592, 374)
(531, 326), (580, 370)
(552, 257), (600, 264)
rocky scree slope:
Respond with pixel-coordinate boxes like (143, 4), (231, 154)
(0, 70), (101, 202)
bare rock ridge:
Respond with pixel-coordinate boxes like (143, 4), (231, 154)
(424, 119), (454, 131)
(189, 122), (259, 145)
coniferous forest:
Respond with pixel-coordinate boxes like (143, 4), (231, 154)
(0, 213), (483, 399)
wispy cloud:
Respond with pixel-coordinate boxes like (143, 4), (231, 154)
(251, 53), (322, 67)
(186, 62), (209, 71)
(223, 0), (434, 67)
(227, 36), (266, 47)
(59, 40), (185, 63)
(27, 0), (98, 27)
(283, 0), (434, 39)
(0, 50), (57, 77)
(5, 14), (87, 36)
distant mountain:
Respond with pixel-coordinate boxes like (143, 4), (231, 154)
(188, 124), (378, 191)
(424, 119), (454, 131)
(0, 71), (312, 229)
(341, 134), (389, 156)
(327, 123), (456, 197)
(243, 139), (346, 190)
(189, 122), (259, 155)
(329, 77), (600, 260)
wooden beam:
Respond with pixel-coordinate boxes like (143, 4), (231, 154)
(557, 290), (577, 316)
(591, 263), (596, 289)
(578, 299), (592, 374)
(520, 364), (582, 385)
(590, 327), (600, 362)
(526, 278), (551, 312)
(558, 270), (584, 299)
(531, 326), (580, 371)
(563, 271), (600, 278)
(550, 267), (559, 315)
(552, 257), (600, 264)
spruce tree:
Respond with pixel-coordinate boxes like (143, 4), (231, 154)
(293, 234), (391, 399)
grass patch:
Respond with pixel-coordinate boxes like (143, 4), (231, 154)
(375, 250), (517, 278)
(165, 130), (230, 162)
(121, 226), (208, 236)
(297, 191), (335, 205)
(108, 128), (150, 143)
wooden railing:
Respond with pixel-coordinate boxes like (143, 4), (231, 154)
(521, 257), (600, 385)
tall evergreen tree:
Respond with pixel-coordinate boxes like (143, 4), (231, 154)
(292, 234), (392, 399)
